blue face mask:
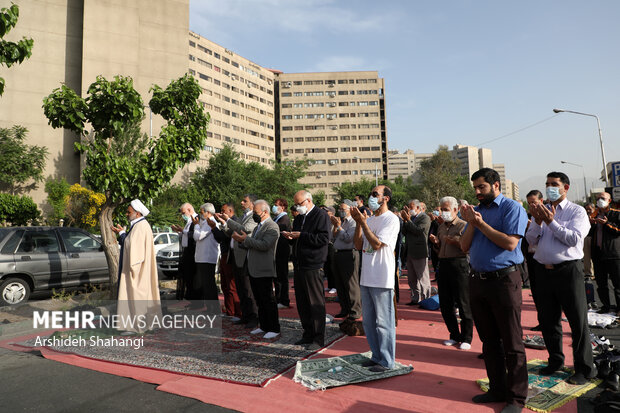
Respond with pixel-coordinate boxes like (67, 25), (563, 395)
(272, 205), (280, 215)
(546, 186), (562, 202)
(368, 196), (380, 212)
(182, 215), (190, 223)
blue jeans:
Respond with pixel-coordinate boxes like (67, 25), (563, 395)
(361, 285), (396, 368)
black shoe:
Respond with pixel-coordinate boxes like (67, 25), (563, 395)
(605, 372), (620, 391)
(472, 392), (505, 404)
(305, 343), (321, 351)
(568, 372), (586, 385)
(368, 365), (389, 373)
(477, 353), (484, 359)
(361, 359), (379, 367)
(530, 325), (542, 331)
(598, 307), (611, 314)
(500, 404), (522, 413)
(334, 312), (348, 318)
(244, 319), (258, 329)
(539, 363), (563, 375)
(294, 338), (313, 345)
(406, 301), (418, 306)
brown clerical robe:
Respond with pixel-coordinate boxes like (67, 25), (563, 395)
(117, 219), (162, 333)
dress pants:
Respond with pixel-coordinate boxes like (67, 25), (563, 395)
(274, 256), (290, 306)
(525, 253), (540, 310)
(583, 236), (593, 276)
(470, 270), (528, 407)
(234, 261), (257, 322)
(406, 256), (431, 302)
(294, 268), (326, 345)
(219, 252), (241, 317)
(437, 257), (473, 343)
(177, 253), (194, 300)
(324, 243), (336, 289)
(536, 260), (595, 376)
(593, 246), (620, 310)
(333, 250), (361, 319)
(194, 262), (219, 313)
(249, 276), (280, 333)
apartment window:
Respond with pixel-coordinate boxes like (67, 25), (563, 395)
(293, 81), (302, 85)
(189, 54), (196, 61)
(341, 147), (351, 152)
(293, 92), (303, 97)
(282, 138), (293, 142)
(282, 126), (293, 131)
(337, 79), (347, 84)
(314, 159), (326, 165)
(295, 149), (304, 154)
(338, 102), (349, 106)
(338, 91), (348, 95)
(295, 137), (304, 142)
(339, 114), (349, 118)
(281, 92), (292, 97)
(282, 115), (292, 120)
(327, 148), (338, 153)
(341, 170), (351, 175)
(189, 41), (196, 47)
(294, 126), (304, 131)
(282, 103), (292, 108)
(356, 79), (368, 84)
(188, 69), (196, 76)
(327, 136), (338, 141)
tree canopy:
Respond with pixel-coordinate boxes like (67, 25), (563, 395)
(0, 3), (34, 96)
(0, 126), (48, 194)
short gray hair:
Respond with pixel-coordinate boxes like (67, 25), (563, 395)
(408, 199), (421, 208)
(255, 199), (269, 212)
(303, 191), (313, 202)
(200, 203), (215, 214)
(439, 196), (458, 209)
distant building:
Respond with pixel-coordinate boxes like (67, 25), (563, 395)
(387, 150), (416, 180)
(452, 144), (493, 177)
(493, 163), (508, 197)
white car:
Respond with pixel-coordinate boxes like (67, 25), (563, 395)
(153, 232), (180, 253)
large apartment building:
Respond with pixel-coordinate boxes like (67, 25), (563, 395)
(276, 71), (387, 203)
(186, 32), (277, 171)
(387, 149), (416, 180)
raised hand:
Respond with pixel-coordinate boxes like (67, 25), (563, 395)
(231, 230), (247, 242)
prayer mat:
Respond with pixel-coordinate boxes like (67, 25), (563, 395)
(293, 351), (413, 391)
(477, 359), (601, 412)
(17, 317), (345, 387)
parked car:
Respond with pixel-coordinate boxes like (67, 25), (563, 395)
(156, 243), (180, 278)
(0, 227), (109, 306)
(153, 232), (180, 253)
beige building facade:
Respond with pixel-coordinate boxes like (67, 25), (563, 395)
(0, 0), (190, 205)
(387, 149), (416, 180)
(276, 71), (387, 203)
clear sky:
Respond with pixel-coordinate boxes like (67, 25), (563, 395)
(189, 0), (620, 200)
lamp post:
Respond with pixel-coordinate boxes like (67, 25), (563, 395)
(553, 108), (610, 186)
(560, 160), (588, 202)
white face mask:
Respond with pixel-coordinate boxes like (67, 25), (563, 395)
(296, 205), (308, 215)
(440, 211), (454, 222)
(597, 199), (609, 209)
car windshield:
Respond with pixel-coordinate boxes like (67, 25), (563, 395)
(0, 228), (11, 243)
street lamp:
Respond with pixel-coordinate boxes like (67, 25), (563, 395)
(560, 160), (588, 202)
(553, 108), (610, 186)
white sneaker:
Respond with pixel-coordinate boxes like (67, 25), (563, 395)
(231, 316), (241, 322)
(443, 339), (458, 346)
(459, 342), (471, 350)
(263, 332), (280, 339)
(250, 328), (265, 335)
(328, 288), (337, 294)
(277, 303), (288, 309)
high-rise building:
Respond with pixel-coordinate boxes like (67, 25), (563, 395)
(1, 0), (190, 205)
(451, 144), (493, 177)
(511, 181), (520, 201)
(276, 71), (387, 203)
(186, 32), (276, 172)
(387, 149), (416, 180)
(505, 179), (514, 200)
(493, 163), (508, 197)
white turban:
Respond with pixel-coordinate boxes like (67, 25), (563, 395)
(130, 199), (150, 217)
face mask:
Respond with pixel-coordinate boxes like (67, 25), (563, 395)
(272, 205), (280, 215)
(368, 196), (380, 212)
(338, 211), (347, 219)
(252, 213), (262, 223)
(296, 205), (308, 215)
(432, 210), (440, 217)
(546, 187), (562, 202)
(440, 211), (453, 222)
(182, 215), (190, 223)
(597, 199), (609, 209)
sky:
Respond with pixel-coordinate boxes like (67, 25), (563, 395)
(189, 0), (620, 200)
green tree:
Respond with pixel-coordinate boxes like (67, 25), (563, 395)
(331, 176), (418, 209)
(418, 146), (476, 207)
(0, 126), (48, 194)
(42, 74), (209, 293)
(0, 193), (40, 225)
(44, 177), (70, 224)
(0, 3), (34, 96)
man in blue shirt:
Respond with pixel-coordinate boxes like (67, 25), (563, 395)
(460, 168), (528, 413)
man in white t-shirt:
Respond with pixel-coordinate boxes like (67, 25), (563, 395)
(352, 185), (401, 372)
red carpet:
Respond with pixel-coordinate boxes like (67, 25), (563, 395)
(2, 276), (580, 412)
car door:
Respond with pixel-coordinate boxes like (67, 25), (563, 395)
(57, 228), (108, 286)
(13, 229), (67, 290)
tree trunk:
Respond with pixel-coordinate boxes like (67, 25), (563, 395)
(99, 200), (120, 299)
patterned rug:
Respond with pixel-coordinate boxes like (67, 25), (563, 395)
(293, 351), (413, 391)
(19, 317), (345, 387)
(477, 359), (601, 412)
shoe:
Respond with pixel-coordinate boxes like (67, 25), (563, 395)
(531, 325), (542, 331)
(605, 372), (620, 391)
(477, 353), (484, 359)
(328, 288), (337, 294)
(500, 404), (522, 413)
(368, 365), (389, 373)
(407, 301), (419, 306)
(459, 342), (471, 350)
(597, 307), (611, 314)
(443, 339), (458, 346)
(277, 303), (288, 309)
(587, 365), (598, 379)
(567, 372), (586, 385)
(361, 359), (379, 367)
(250, 328), (265, 335)
(472, 392), (505, 404)
(295, 338), (313, 345)
(334, 312), (348, 318)
(305, 343), (321, 351)
(539, 363), (563, 375)
(230, 316), (241, 322)
(263, 332), (280, 339)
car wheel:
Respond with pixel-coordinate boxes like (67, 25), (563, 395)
(162, 271), (177, 279)
(0, 278), (31, 306)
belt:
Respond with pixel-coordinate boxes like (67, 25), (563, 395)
(541, 259), (578, 270)
(439, 256), (468, 261)
(334, 249), (353, 253)
(471, 265), (518, 280)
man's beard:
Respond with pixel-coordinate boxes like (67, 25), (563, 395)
(478, 192), (495, 206)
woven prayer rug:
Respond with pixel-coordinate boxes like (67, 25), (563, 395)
(293, 351), (413, 390)
(18, 317), (345, 387)
(477, 359), (601, 412)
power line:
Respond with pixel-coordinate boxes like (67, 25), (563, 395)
(474, 114), (559, 147)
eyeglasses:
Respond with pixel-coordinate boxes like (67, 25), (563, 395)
(295, 198), (308, 207)
(370, 191), (382, 198)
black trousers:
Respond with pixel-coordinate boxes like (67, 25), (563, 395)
(333, 250), (361, 319)
(294, 268), (326, 345)
(470, 270), (528, 406)
(324, 243), (336, 289)
(234, 261), (257, 322)
(437, 257), (473, 343)
(525, 253), (540, 310)
(177, 253), (195, 300)
(536, 260), (595, 376)
(193, 263), (219, 312)
(249, 276), (280, 333)
(592, 248), (620, 310)
(274, 256), (290, 306)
